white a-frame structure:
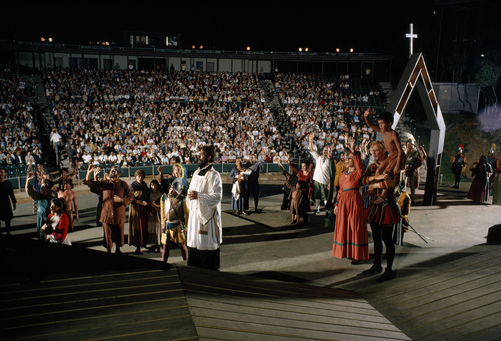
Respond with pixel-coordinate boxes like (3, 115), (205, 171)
(387, 53), (446, 205)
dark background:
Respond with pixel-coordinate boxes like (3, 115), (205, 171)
(2, 0), (500, 83)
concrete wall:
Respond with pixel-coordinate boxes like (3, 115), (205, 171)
(17, 50), (271, 74)
(18, 52), (32, 68)
(434, 83), (480, 114)
(114, 55), (128, 69)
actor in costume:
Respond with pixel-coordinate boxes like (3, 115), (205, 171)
(0, 167), (16, 235)
(492, 168), (501, 205)
(186, 146), (223, 270)
(486, 144), (499, 190)
(403, 137), (422, 202)
(360, 141), (399, 282)
(56, 180), (79, 231)
(160, 178), (189, 264)
(229, 159), (250, 215)
(308, 132), (335, 215)
(128, 169), (150, 255)
(146, 179), (162, 253)
(451, 144), (467, 188)
(285, 177), (308, 224)
(245, 154), (265, 212)
(467, 155), (489, 203)
(26, 172), (55, 241)
(332, 146), (368, 262)
(83, 165), (133, 254)
(41, 198), (71, 245)
(157, 161), (188, 194)
(286, 155), (313, 200)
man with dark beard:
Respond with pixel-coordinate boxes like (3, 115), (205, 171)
(186, 146), (223, 270)
(84, 164), (133, 254)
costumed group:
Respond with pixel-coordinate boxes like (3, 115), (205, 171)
(2, 111), (500, 279)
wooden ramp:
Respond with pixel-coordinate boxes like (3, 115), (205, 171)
(177, 266), (411, 341)
(354, 247), (501, 340)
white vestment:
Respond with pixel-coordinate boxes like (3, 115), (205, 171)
(186, 165), (223, 250)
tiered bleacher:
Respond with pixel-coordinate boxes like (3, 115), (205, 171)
(0, 65), (43, 180)
(273, 73), (385, 159)
(2, 65), (389, 188)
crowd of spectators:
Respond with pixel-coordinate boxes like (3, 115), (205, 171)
(1, 66), (388, 178)
(273, 73), (382, 161)
(0, 65), (44, 171)
(42, 67), (291, 169)
(274, 73), (382, 107)
(43, 68), (265, 103)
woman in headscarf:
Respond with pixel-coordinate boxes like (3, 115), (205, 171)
(146, 179), (163, 252)
(128, 169), (150, 254)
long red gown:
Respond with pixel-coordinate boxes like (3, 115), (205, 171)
(289, 163), (313, 198)
(332, 154), (369, 260)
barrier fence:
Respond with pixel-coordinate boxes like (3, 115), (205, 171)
(6, 162), (288, 192)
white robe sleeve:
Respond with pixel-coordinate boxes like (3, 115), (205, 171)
(197, 170), (223, 225)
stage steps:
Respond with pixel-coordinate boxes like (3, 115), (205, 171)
(343, 246), (501, 340)
(0, 235), (410, 341)
(178, 265), (411, 341)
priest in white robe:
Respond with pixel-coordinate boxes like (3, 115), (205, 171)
(186, 145), (223, 270)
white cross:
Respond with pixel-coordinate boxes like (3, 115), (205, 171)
(405, 23), (418, 58)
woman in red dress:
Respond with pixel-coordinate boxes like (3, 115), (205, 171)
(287, 155), (313, 200)
(332, 148), (368, 262)
(41, 198), (71, 245)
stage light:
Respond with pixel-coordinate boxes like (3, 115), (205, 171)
(41, 37), (45, 42)
(305, 48), (309, 52)
(199, 45), (203, 49)
(350, 48), (354, 53)
(247, 46), (250, 51)
(480, 54), (485, 58)
(48, 38), (53, 42)
(336, 48), (340, 53)
(299, 47), (302, 52)
(97, 42), (100, 44)
(89, 41), (92, 44)
(192, 45), (195, 49)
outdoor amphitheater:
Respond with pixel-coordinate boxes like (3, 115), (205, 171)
(1, 2), (501, 339)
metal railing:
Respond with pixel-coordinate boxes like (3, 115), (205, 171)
(8, 162), (288, 191)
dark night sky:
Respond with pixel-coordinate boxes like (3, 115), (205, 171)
(3, 0), (438, 54)
(3, 0), (501, 77)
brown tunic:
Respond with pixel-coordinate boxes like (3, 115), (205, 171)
(84, 179), (133, 224)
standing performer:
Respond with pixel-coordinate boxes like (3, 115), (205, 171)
(129, 170), (150, 255)
(186, 146), (223, 270)
(26, 172), (55, 241)
(245, 154), (265, 213)
(57, 180), (79, 231)
(404, 137), (422, 202)
(160, 178), (189, 264)
(0, 167), (16, 235)
(360, 141), (399, 282)
(308, 132), (335, 215)
(229, 159), (250, 215)
(451, 144), (467, 189)
(332, 137), (368, 262)
(486, 144), (499, 191)
(83, 165), (133, 254)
